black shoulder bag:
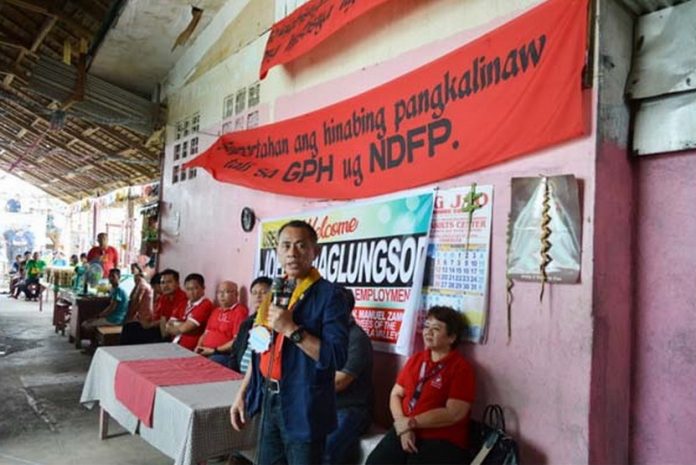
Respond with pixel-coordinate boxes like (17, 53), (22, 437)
(469, 404), (519, 465)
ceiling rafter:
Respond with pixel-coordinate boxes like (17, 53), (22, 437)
(0, 109), (141, 181)
(0, 0), (163, 203)
(3, 15), (57, 86)
(0, 115), (84, 176)
(3, 0), (95, 39)
(2, 85), (158, 175)
(0, 141), (86, 192)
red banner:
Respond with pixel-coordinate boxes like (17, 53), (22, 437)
(260, 0), (392, 79)
(187, 0), (589, 200)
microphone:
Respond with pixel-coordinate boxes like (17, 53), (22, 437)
(271, 277), (294, 309)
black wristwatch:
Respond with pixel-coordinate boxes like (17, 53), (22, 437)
(289, 326), (305, 344)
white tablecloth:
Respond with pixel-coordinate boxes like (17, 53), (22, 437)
(80, 343), (257, 465)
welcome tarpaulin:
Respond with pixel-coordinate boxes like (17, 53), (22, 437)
(256, 190), (434, 355)
(186, 0), (589, 200)
(260, 0), (392, 79)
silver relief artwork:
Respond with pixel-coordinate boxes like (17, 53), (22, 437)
(507, 175), (582, 283)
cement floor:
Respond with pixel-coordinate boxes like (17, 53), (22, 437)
(0, 294), (173, 465)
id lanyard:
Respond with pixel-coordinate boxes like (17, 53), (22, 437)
(406, 361), (445, 415)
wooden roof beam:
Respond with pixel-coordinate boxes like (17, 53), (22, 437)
(6, 86), (155, 166)
(4, 16), (57, 87)
(0, 123), (73, 175)
(0, 107), (90, 173)
(0, 144), (83, 194)
(1, 93), (137, 165)
(0, 39), (36, 55)
(68, 0), (106, 24)
(2, 0), (94, 39)
(81, 126), (99, 136)
(5, 80), (157, 162)
(2, 87), (160, 180)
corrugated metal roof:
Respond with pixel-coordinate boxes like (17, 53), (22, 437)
(617, 0), (691, 14)
(626, 0), (696, 99)
(626, 0), (696, 155)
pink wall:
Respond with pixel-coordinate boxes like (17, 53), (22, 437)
(161, 5), (600, 464)
(589, 141), (633, 465)
(162, 136), (597, 465)
(631, 150), (696, 464)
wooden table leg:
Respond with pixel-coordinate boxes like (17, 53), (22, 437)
(99, 406), (110, 439)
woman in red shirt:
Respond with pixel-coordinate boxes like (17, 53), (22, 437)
(366, 306), (476, 465)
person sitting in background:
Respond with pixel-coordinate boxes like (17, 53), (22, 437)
(11, 251), (32, 298)
(195, 281), (248, 366)
(72, 253), (88, 293)
(51, 250), (67, 266)
(228, 276), (272, 374)
(125, 263), (153, 322)
(366, 306), (476, 465)
(324, 287), (374, 465)
(81, 269), (129, 353)
(10, 254), (22, 273)
(120, 269), (186, 345)
(9, 254), (22, 297)
(22, 251), (46, 300)
(87, 233), (119, 277)
(150, 272), (162, 303)
(162, 273), (214, 351)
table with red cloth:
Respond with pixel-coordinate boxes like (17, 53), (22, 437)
(80, 343), (257, 465)
(115, 355), (242, 427)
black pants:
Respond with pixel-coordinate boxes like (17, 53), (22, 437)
(119, 321), (164, 345)
(366, 428), (474, 465)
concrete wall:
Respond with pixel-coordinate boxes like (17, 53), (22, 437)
(160, 1), (599, 463)
(631, 151), (696, 464)
(592, 2), (696, 463)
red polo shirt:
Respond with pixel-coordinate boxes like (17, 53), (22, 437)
(152, 288), (188, 321)
(201, 303), (249, 349)
(171, 297), (214, 351)
(397, 349), (476, 449)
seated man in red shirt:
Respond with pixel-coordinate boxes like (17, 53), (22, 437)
(162, 273), (214, 351)
(195, 280), (249, 366)
(120, 269), (187, 345)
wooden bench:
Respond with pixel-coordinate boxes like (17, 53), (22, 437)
(237, 424), (385, 464)
(96, 326), (122, 347)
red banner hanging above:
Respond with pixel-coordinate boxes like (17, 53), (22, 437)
(187, 0), (589, 200)
(260, 0), (392, 79)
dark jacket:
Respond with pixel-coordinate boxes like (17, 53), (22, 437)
(228, 313), (255, 372)
(246, 278), (349, 441)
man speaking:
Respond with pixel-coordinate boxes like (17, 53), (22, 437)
(230, 220), (349, 464)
